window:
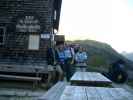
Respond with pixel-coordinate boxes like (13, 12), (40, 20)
(28, 35), (40, 50)
(0, 27), (5, 44)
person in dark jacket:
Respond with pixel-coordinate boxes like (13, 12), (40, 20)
(46, 46), (63, 82)
(55, 44), (66, 72)
(108, 59), (128, 83)
(63, 44), (75, 81)
(46, 47), (55, 65)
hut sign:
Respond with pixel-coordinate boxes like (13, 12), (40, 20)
(41, 34), (50, 39)
(16, 16), (41, 32)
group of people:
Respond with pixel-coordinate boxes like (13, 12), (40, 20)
(47, 42), (128, 83)
(47, 43), (88, 81)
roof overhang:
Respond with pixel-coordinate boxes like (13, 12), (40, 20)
(53, 0), (62, 31)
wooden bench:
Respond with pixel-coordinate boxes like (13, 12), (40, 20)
(38, 81), (68, 100)
(71, 72), (112, 87)
(0, 74), (41, 87)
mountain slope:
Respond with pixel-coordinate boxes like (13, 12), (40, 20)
(122, 52), (133, 61)
(67, 40), (133, 70)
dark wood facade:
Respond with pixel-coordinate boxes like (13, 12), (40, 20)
(0, 0), (62, 73)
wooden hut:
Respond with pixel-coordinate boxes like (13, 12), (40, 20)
(0, 0), (62, 77)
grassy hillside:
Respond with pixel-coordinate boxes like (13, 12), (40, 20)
(67, 40), (133, 71)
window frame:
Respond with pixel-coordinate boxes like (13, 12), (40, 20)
(54, 10), (57, 20)
(28, 34), (40, 50)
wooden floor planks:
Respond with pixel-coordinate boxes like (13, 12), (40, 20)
(60, 86), (87, 100)
(60, 86), (133, 100)
(85, 87), (102, 100)
(39, 82), (67, 100)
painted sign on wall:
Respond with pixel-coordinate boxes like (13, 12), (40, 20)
(16, 16), (41, 32)
(41, 34), (50, 39)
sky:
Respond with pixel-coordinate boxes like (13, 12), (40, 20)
(59, 0), (133, 53)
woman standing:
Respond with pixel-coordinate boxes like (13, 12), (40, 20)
(75, 47), (88, 72)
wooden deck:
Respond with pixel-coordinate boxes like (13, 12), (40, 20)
(39, 82), (68, 100)
(60, 86), (133, 100)
(71, 72), (112, 86)
(38, 72), (132, 100)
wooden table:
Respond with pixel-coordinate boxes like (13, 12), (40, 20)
(70, 72), (112, 86)
(60, 86), (133, 100)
